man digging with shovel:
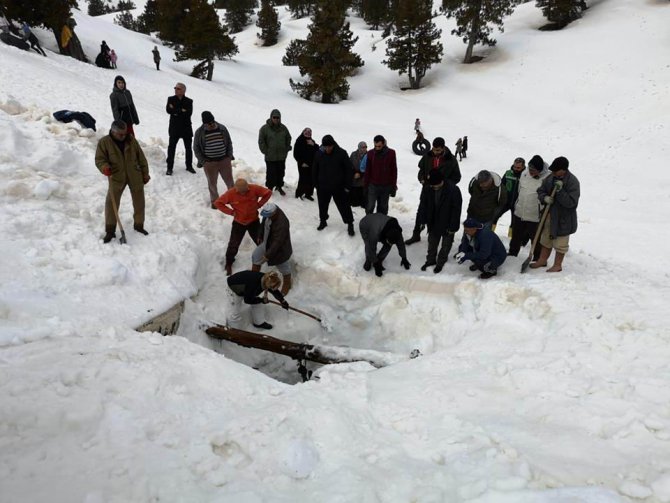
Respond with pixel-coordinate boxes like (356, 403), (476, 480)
(95, 120), (150, 243)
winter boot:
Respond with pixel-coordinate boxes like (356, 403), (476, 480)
(469, 264), (479, 271)
(529, 246), (552, 269)
(103, 231), (116, 243)
(134, 224), (149, 235)
(547, 252), (565, 273)
(479, 271), (497, 279)
(166, 168), (173, 176)
(433, 263), (444, 274)
(421, 260), (436, 271)
(363, 259), (372, 271)
(347, 223), (355, 236)
(404, 224), (422, 245)
(280, 274), (292, 296)
(277, 187), (286, 196)
(317, 221), (327, 231)
(305, 195), (314, 201)
(251, 263), (262, 273)
(186, 167), (196, 174)
(253, 322), (273, 330)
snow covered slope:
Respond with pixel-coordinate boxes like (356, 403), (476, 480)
(1, 0), (670, 501)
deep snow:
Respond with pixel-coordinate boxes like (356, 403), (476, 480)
(1, 0), (670, 501)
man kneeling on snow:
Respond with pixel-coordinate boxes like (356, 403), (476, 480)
(455, 218), (507, 279)
(359, 213), (410, 277)
(226, 270), (289, 330)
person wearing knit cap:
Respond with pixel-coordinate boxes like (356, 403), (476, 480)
(348, 141), (368, 209)
(258, 109), (292, 196)
(508, 155), (550, 258)
(455, 218), (507, 279)
(165, 82), (194, 175)
(293, 127), (318, 200)
(194, 111), (234, 208)
(416, 170), (463, 273)
(466, 169), (507, 229)
(363, 134), (397, 215)
(312, 134), (356, 236)
(251, 203), (293, 295)
(530, 156), (580, 272)
(405, 136), (462, 246)
(500, 157), (526, 236)
(359, 213), (410, 277)
(109, 75), (139, 137)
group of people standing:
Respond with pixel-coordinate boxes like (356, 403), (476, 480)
(93, 76), (580, 330)
(95, 40), (117, 69)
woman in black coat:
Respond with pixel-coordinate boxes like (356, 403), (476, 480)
(293, 127), (319, 200)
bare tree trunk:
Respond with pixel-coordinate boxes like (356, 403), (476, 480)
(463, 8), (480, 63)
(206, 59), (214, 81)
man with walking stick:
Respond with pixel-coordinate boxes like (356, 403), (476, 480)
(95, 120), (150, 243)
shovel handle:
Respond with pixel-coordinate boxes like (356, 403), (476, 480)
(267, 300), (322, 323)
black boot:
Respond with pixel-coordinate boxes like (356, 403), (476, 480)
(253, 322), (273, 330)
(166, 168), (173, 176)
(347, 223), (355, 236)
(434, 263), (444, 274)
(186, 167), (196, 174)
(364, 260), (371, 271)
(469, 264), (479, 271)
(317, 221), (327, 231)
(134, 224), (149, 236)
(277, 187), (286, 196)
(421, 261), (436, 271)
(103, 231), (116, 243)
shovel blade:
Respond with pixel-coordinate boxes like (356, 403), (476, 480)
(520, 256), (531, 273)
(119, 231), (127, 245)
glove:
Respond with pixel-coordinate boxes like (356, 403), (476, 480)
(455, 252), (466, 264)
(554, 180), (564, 192)
(102, 166), (112, 177)
(143, 175), (151, 185)
(544, 196), (554, 204)
(401, 258), (411, 270)
(374, 262), (384, 277)
(281, 300), (289, 310)
(390, 187), (397, 197)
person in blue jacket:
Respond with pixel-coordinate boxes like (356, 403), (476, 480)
(456, 218), (507, 279)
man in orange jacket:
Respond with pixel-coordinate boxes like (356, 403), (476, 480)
(214, 178), (272, 275)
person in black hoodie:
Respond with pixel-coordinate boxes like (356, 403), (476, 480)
(109, 75), (139, 137)
(165, 82), (194, 175)
(293, 127), (319, 200)
(226, 271), (288, 330)
(417, 170), (463, 273)
(312, 134), (355, 236)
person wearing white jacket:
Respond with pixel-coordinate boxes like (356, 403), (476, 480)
(508, 155), (549, 258)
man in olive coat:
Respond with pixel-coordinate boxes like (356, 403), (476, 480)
(95, 120), (150, 243)
(258, 109), (292, 195)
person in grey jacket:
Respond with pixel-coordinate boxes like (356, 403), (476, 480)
(252, 203), (293, 295)
(359, 214), (410, 277)
(530, 156), (580, 272)
(109, 75), (139, 136)
(508, 155), (550, 258)
(194, 111), (234, 207)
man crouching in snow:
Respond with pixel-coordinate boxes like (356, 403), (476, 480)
(226, 270), (289, 330)
(359, 213), (410, 277)
(455, 218), (507, 279)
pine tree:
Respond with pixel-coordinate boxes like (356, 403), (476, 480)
(136, 0), (159, 34)
(442, 0), (518, 64)
(282, 38), (307, 65)
(156, 0), (190, 46)
(114, 9), (135, 30)
(225, 0), (257, 33)
(2, 0), (78, 51)
(536, 0), (586, 28)
(116, 0), (136, 11)
(257, 0), (281, 46)
(383, 0), (443, 89)
(289, 0), (364, 103)
(88, 0), (108, 16)
(174, 0), (239, 81)
(286, 0), (316, 18)
(360, 0), (390, 30)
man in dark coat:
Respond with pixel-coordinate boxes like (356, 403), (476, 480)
(406, 137), (461, 245)
(363, 135), (397, 215)
(258, 109), (292, 195)
(293, 127), (318, 200)
(109, 75), (139, 137)
(252, 203), (293, 295)
(226, 271), (288, 330)
(360, 214), (410, 277)
(530, 156), (580, 272)
(417, 170), (463, 274)
(312, 135), (355, 236)
(165, 82), (194, 175)
(467, 170), (507, 228)
(456, 218), (507, 279)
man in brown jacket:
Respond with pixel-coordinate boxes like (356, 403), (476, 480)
(252, 203), (293, 295)
(95, 120), (150, 243)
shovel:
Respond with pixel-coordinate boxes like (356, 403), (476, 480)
(268, 300), (322, 323)
(520, 185), (557, 273)
(108, 179), (127, 244)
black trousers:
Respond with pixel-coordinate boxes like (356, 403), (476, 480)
(166, 134), (193, 170)
(265, 160), (286, 190)
(226, 220), (260, 263)
(295, 163), (313, 198)
(509, 215), (541, 259)
(317, 188), (353, 224)
(426, 232), (455, 266)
